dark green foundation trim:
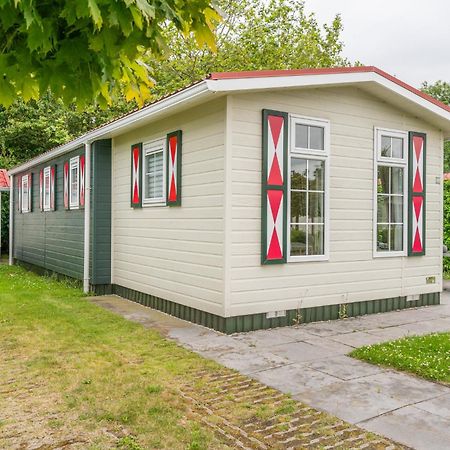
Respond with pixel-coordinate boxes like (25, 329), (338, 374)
(90, 284), (441, 334)
(11, 262), (442, 333)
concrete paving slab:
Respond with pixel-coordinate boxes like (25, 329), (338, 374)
(414, 393), (450, 419)
(365, 326), (413, 341)
(362, 405), (450, 450)
(395, 317), (450, 335)
(251, 363), (341, 395)
(292, 380), (405, 423)
(268, 339), (352, 364)
(231, 328), (298, 348)
(204, 349), (289, 375)
(294, 370), (448, 424)
(328, 330), (389, 348)
(306, 355), (386, 381)
(300, 319), (367, 336)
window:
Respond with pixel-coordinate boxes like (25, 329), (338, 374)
(374, 128), (408, 256)
(143, 139), (165, 204)
(289, 116), (329, 261)
(69, 156), (79, 209)
(43, 166), (51, 211)
(21, 175), (30, 213)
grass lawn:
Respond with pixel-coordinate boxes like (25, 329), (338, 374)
(0, 265), (404, 449)
(351, 332), (450, 384)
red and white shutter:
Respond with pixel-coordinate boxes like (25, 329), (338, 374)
(63, 161), (69, 210)
(80, 154), (85, 208)
(261, 110), (288, 264)
(39, 169), (44, 211)
(166, 130), (182, 206)
(408, 132), (426, 256)
(50, 165), (56, 211)
(17, 176), (21, 212)
(131, 143), (142, 208)
(27, 173), (32, 212)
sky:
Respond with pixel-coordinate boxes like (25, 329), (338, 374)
(303, 0), (450, 88)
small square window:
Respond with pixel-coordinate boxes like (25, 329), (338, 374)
(21, 176), (30, 213)
(69, 156), (79, 209)
(43, 167), (51, 211)
(143, 139), (166, 204)
(294, 121), (325, 151)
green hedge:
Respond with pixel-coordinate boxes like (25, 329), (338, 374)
(444, 181), (450, 274)
(1, 192), (8, 255)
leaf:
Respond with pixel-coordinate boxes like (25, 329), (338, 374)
(88, 0), (103, 29)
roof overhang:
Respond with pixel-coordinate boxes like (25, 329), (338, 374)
(9, 66), (450, 175)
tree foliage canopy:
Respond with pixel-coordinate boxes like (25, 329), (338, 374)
(149, 0), (348, 97)
(0, 0), (219, 107)
(422, 80), (450, 172)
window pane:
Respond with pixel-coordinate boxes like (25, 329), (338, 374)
(290, 191), (306, 223)
(377, 225), (389, 251)
(381, 136), (391, 157)
(308, 192), (324, 223)
(391, 225), (403, 251)
(309, 126), (324, 150)
(290, 224), (307, 256)
(392, 137), (403, 159)
(377, 195), (389, 223)
(377, 166), (390, 194)
(145, 151), (164, 199)
(308, 160), (324, 190)
(391, 167), (403, 194)
(291, 158), (307, 190)
(308, 224), (324, 255)
(295, 124), (308, 148)
(391, 196), (403, 223)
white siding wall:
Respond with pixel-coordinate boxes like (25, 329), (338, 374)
(112, 98), (226, 315)
(227, 87), (443, 316)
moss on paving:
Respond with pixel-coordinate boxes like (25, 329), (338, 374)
(351, 332), (450, 384)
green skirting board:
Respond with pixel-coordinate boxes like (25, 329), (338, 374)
(95, 284), (441, 334)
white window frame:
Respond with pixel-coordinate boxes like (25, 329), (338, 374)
(288, 115), (330, 262)
(142, 138), (166, 206)
(43, 166), (51, 211)
(69, 156), (80, 210)
(373, 127), (408, 258)
(21, 175), (30, 213)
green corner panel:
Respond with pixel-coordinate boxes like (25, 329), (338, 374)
(90, 139), (112, 285)
(91, 284), (441, 334)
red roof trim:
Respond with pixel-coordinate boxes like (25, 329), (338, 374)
(0, 169), (10, 189)
(209, 66), (450, 113)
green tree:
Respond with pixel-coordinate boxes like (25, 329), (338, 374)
(148, 0), (348, 98)
(422, 80), (450, 172)
(0, 0), (219, 107)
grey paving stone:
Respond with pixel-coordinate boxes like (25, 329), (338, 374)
(306, 355), (385, 381)
(365, 326), (412, 341)
(231, 328), (298, 348)
(362, 405), (450, 450)
(293, 370), (448, 423)
(395, 317), (450, 335)
(292, 380), (404, 423)
(251, 363), (341, 395)
(328, 331), (389, 348)
(205, 349), (289, 375)
(268, 339), (352, 363)
(414, 393), (450, 419)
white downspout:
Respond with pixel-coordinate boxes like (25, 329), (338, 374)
(9, 175), (13, 265)
(83, 142), (91, 293)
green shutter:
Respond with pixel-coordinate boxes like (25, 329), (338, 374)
(166, 130), (182, 206)
(261, 109), (289, 265)
(408, 132), (426, 256)
(131, 143), (143, 208)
